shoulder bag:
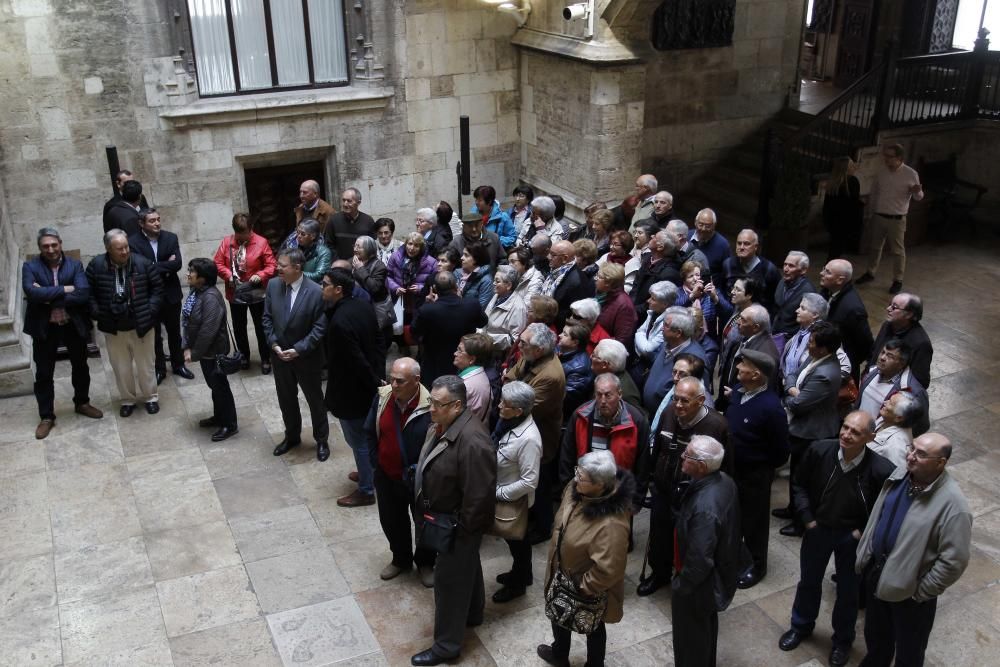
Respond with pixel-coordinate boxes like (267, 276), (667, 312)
(230, 243), (266, 305)
(215, 320), (243, 375)
(544, 510), (608, 634)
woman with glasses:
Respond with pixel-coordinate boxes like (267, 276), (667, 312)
(597, 230), (641, 294)
(373, 217), (401, 265)
(281, 218), (331, 283)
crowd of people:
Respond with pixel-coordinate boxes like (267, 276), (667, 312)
(20, 150), (973, 667)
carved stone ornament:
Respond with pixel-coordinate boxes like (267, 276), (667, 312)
(651, 0), (736, 51)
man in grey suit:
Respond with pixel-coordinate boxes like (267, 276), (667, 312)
(263, 248), (330, 461)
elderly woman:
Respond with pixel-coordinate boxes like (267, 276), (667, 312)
(454, 333), (494, 423)
(870, 392), (917, 468)
(214, 213), (276, 374)
(634, 281), (680, 366)
(631, 221), (658, 260)
(538, 449), (633, 667)
(288, 218), (331, 283)
(508, 246), (543, 298)
(677, 260), (717, 336)
(387, 232), (438, 325)
(594, 263), (637, 346)
(590, 338), (642, 413)
(415, 206), (449, 257)
(569, 298), (610, 354)
(353, 236), (393, 345)
(558, 323), (594, 416)
(780, 292), (852, 389)
(597, 230), (641, 294)
(573, 238), (600, 282)
(491, 381), (543, 603)
(183, 258), (237, 442)
(506, 184), (535, 232)
(481, 264), (528, 352)
(373, 217), (401, 265)
(455, 240), (494, 310)
(586, 208), (614, 257)
(517, 195), (563, 247)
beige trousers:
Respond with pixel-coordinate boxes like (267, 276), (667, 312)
(105, 329), (158, 405)
(866, 214), (907, 281)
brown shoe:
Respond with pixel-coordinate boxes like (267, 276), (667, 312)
(35, 418), (55, 440)
(337, 489), (376, 507)
(348, 471), (359, 483)
(74, 403), (104, 419)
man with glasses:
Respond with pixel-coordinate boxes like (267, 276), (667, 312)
(855, 432), (971, 667)
(779, 411), (894, 667)
(869, 292), (933, 388)
(856, 340), (929, 436)
(540, 240), (591, 327)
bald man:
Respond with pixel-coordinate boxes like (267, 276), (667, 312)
(294, 180), (335, 235)
(540, 240), (594, 327)
(722, 229), (781, 314)
(819, 259), (873, 379)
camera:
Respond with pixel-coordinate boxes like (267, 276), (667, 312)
(563, 3), (588, 20)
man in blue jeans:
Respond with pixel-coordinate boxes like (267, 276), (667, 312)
(778, 411), (894, 667)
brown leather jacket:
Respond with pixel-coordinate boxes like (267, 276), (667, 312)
(295, 198), (336, 235)
(504, 352), (566, 463)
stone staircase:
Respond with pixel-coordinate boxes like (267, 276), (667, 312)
(0, 313), (32, 397)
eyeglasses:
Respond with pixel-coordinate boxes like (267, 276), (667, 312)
(906, 444), (945, 461)
(573, 466), (593, 483)
(429, 398), (459, 409)
(887, 303), (907, 311)
(681, 452), (704, 462)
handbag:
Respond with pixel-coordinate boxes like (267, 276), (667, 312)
(417, 509), (458, 553)
(391, 298), (404, 336)
(230, 243), (266, 305)
(373, 293), (397, 330)
(544, 515), (608, 634)
(215, 321), (243, 375)
(487, 495), (529, 540)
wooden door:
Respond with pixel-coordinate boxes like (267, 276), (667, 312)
(244, 162), (326, 251)
(834, 0), (877, 88)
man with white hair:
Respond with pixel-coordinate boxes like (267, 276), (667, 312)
(671, 434), (741, 667)
(687, 208), (731, 290)
(324, 187), (375, 260)
(717, 304), (780, 404)
(642, 306), (708, 415)
(722, 229), (781, 314)
(772, 251), (816, 336)
(646, 190), (677, 227)
(416, 207), (449, 257)
(631, 230), (682, 321)
(294, 179), (335, 235)
(629, 173), (658, 228)
(665, 219), (709, 273)
(521, 195), (563, 246)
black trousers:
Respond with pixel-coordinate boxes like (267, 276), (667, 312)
(646, 487), (675, 582)
(551, 620), (606, 666)
(32, 324), (91, 419)
(198, 358), (237, 427)
(672, 589), (719, 667)
(859, 571), (938, 667)
(154, 300), (184, 372)
(784, 436), (813, 524)
(432, 533), (485, 658)
(529, 458), (557, 538)
(373, 470), (435, 569)
(230, 300), (268, 364)
(270, 351), (329, 444)
(735, 462), (775, 572)
(504, 537), (533, 585)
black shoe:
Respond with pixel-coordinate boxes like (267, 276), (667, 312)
(855, 272), (875, 285)
(145, 401), (160, 415)
(173, 366), (195, 380)
(780, 523), (804, 537)
(737, 566), (766, 589)
(240, 357), (251, 371)
(496, 571), (533, 587)
(636, 576), (668, 597)
(491, 585), (526, 603)
(119, 404), (135, 418)
(272, 438), (301, 456)
(317, 442), (330, 462)
(779, 628), (810, 651)
(829, 644), (850, 666)
(536, 644), (570, 667)
(155, 370), (166, 385)
(261, 362), (271, 375)
(410, 649), (453, 666)
(211, 426), (238, 442)
(889, 280), (903, 294)
(199, 417), (220, 428)
(771, 507), (792, 519)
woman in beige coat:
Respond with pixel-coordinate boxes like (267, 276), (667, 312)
(538, 450), (634, 667)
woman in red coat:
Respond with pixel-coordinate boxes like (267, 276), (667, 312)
(595, 263), (637, 347)
(213, 213), (277, 374)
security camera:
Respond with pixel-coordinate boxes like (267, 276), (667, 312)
(563, 3), (589, 20)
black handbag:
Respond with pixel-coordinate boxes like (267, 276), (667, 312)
(544, 514), (608, 634)
(417, 509), (458, 554)
(215, 321), (243, 375)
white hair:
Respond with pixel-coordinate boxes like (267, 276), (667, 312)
(531, 196), (556, 221)
(648, 281), (679, 306)
(416, 207), (436, 221)
(663, 306), (695, 339)
(689, 435), (725, 473)
(787, 250), (810, 270)
(570, 298), (601, 323)
(593, 339), (628, 372)
(523, 322), (556, 355)
(799, 293), (828, 319)
(743, 304), (771, 332)
(578, 449), (618, 489)
(501, 381), (535, 414)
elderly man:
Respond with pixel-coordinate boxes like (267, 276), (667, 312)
(24, 228), (103, 438)
(722, 229), (781, 313)
(869, 292), (933, 388)
(529, 233), (552, 277)
(646, 190), (677, 227)
(856, 340), (929, 436)
(539, 240), (591, 327)
(725, 350), (789, 589)
(629, 173), (658, 229)
(365, 357), (435, 587)
(820, 259), (873, 380)
(591, 338), (643, 413)
(672, 435), (742, 667)
(718, 303), (780, 401)
(632, 230), (683, 320)
(449, 213), (502, 271)
(294, 179), (335, 235)
(773, 251), (816, 336)
(264, 249), (329, 461)
(324, 187), (375, 260)
(412, 272), (486, 386)
(412, 376), (496, 666)
(641, 376), (729, 597)
(523, 195), (564, 245)
(471, 185), (516, 250)
(869, 392), (920, 468)
(779, 411), (894, 667)
(128, 208), (193, 384)
(642, 306), (708, 415)
(665, 219), (709, 272)
(856, 433), (972, 666)
(856, 143), (924, 294)
(87, 229), (162, 417)
(687, 208), (731, 290)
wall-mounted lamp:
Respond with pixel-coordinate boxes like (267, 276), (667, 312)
(483, 0), (532, 27)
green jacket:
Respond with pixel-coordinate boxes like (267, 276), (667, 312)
(302, 243), (332, 283)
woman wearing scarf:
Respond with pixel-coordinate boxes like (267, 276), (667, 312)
(373, 217), (401, 265)
(481, 265), (528, 353)
(455, 241), (494, 310)
(387, 232), (438, 327)
(597, 230), (642, 294)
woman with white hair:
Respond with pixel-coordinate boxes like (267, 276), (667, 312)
(569, 298), (611, 354)
(286, 218), (331, 283)
(491, 381), (543, 603)
(353, 235), (392, 347)
(481, 264), (528, 352)
(634, 281), (679, 365)
(870, 392), (918, 467)
(780, 292), (852, 390)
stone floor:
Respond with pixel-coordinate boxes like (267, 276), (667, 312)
(2, 238), (1000, 667)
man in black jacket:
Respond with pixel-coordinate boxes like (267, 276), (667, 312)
(869, 291), (933, 388)
(324, 187), (375, 260)
(87, 229), (163, 417)
(772, 251), (816, 336)
(722, 229), (782, 314)
(102, 179), (144, 236)
(321, 267), (382, 507)
(820, 259), (873, 380)
(671, 435), (742, 667)
(541, 240), (593, 327)
(102, 169), (149, 217)
(779, 410), (894, 667)
(128, 209), (193, 383)
(411, 272), (486, 386)
(632, 231), (682, 321)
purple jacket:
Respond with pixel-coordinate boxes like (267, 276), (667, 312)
(386, 246), (439, 294)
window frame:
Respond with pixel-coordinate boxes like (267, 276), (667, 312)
(185, 0), (352, 99)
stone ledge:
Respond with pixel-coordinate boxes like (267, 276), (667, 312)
(510, 27), (642, 65)
(159, 87), (394, 129)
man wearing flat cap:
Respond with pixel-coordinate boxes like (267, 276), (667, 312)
(724, 349), (789, 589)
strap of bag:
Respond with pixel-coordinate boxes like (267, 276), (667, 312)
(391, 399), (410, 469)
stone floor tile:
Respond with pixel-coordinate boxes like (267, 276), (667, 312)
(474, 603), (577, 666)
(751, 586), (850, 663)
(328, 533), (399, 594)
(288, 457), (350, 502)
(62, 636), (175, 667)
(606, 632), (674, 667)
(0, 553), (56, 616)
(54, 536), (154, 604)
(46, 462), (132, 509)
(925, 585), (1000, 667)
(50, 494), (144, 553)
(145, 519), (243, 581)
(229, 504), (327, 563)
(266, 596), (380, 667)
(156, 564), (261, 638)
(213, 467), (304, 519)
(310, 496), (385, 542)
(728, 539), (804, 606)
(0, 604), (62, 665)
(971, 508), (1000, 565)
(0, 471), (48, 514)
(937, 545), (1000, 606)
(355, 579), (436, 650)
(127, 447), (211, 489)
(43, 416), (124, 471)
(0, 506), (52, 560)
(719, 602), (822, 666)
(0, 441), (46, 479)
(245, 546), (351, 614)
(177, 374), (255, 411)
(132, 478), (227, 533)
(118, 414), (202, 458)
(58, 586), (168, 664)
(168, 617), (282, 666)
(385, 632), (493, 667)
(199, 419), (286, 480)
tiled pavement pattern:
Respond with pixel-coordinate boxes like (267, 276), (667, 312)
(2, 239), (999, 666)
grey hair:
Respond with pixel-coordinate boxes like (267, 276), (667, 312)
(392, 357), (421, 378)
(103, 229), (128, 249)
(494, 264), (518, 286)
(531, 196), (556, 221)
(279, 248), (305, 269)
(37, 227), (61, 244)
(301, 180), (320, 194)
(431, 374), (467, 406)
(889, 392), (921, 427)
(663, 306), (695, 339)
(577, 449), (619, 489)
(355, 235), (378, 259)
(654, 230), (676, 254)
(530, 233), (552, 250)
(665, 220), (689, 238)
(649, 281), (679, 306)
(343, 187), (362, 203)
(696, 208), (717, 224)
(799, 292), (829, 319)
(570, 298), (601, 323)
(594, 372), (621, 391)
(416, 207), (436, 222)
(654, 190), (673, 206)
(593, 339), (627, 372)
(501, 381), (535, 414)
(297, 218), (321, 237)
(743, 304), (771, 332)
(689, 435), (725, 473)
(637, 174), (658, 191)
(787, 250), (810, 270)
(738, 228), (759, 245)
(523, 322), (557, 355)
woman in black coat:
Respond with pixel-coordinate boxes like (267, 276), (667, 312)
(183, 258), (237, 441)
(823, 156), (863, 259)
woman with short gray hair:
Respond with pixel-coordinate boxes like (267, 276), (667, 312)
(780, 293), (851, 387)
(491, 381), (542, 604)
(870, 392), (917, 467)
(569, 297), (612, 353)
(282, 218), (331, 282)
(481, 264), (528, 352)
(352, 233), (392, 346)
(635, 281), (679, 364)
